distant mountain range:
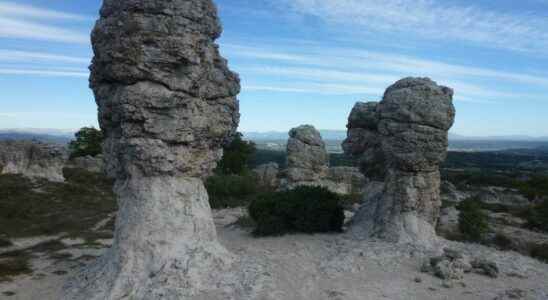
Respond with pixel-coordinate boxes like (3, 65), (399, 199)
(2, 129), (548, 151)
(243, 130), (548, 142)
(0, 128), (75, 144)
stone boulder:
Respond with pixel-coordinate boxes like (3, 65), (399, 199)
(63, 0), (242, 299)
(286, 125), (329, 186)
(0, 140), (67, 182)
(344, 77), (455, 245)
(326, 166), (367, 195)
(253, 162), (280, 190)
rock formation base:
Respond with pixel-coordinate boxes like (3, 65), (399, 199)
(63, 177), (237, 299)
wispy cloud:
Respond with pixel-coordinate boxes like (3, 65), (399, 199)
(0, 49), (89, 64)
(0, 68), (88, 77)
(277, 0), (548, 55)
(0, 17), (89, 44)
(227, 42), (547, 102)
(0, 2), (90, 44)
(0, 1), (92, 21)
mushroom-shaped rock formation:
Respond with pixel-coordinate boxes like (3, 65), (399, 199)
(63, 0), (242, 299)
(285, 125), (330, 188)
(344, 78), (455, 246)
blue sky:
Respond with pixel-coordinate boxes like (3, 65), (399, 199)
(1, 0), (548, 136)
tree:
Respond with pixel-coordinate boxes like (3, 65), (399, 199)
(69, 127), (103, 159)
(216, 132), (256, 175)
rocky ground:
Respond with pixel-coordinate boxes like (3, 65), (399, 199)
(1, 208), (547, 300)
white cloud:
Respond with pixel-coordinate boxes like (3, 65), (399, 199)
(0, 68), (88, 77)
(0, 49), (89, 64)
(279, 0), (548, 54)
(0, 1), (92, 21)
(0, 17), (89, 44)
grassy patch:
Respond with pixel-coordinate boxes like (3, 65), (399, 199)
(0, 169), (116, 239)
(0, 250), (32, 282)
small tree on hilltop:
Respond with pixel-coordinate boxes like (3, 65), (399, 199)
(69, 127), (104, 159)
(216, 132), (256, 175)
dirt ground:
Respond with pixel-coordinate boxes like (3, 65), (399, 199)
(1, 208), (547, 300)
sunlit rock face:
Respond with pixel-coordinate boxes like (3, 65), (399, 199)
(63, 0), (242, 299)
(286, 125), (330, 187)
(345, 77), (455, 246)
(0, 140), (68, 182)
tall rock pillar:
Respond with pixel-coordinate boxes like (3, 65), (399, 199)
(344, 78), (455, 245)
(63, 0), (240, 299)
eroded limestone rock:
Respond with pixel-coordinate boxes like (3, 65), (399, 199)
(63, 0), (242, 299)
(345, 78), (455, 245)
(0, 140), (67, 182)
(286, 125), (329, 187)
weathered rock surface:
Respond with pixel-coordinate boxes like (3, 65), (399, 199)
(281, 125), (366, 195)
(286, 125), (329, 186)
(253, 163), (280, 190)
(345, 78), (455, 245)
(66, 155), (105, 173)
(0, 140), (67, 182)
(63, 0), (243, 299)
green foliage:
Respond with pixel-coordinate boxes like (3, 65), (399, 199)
(248, 186), (345, 236)
(249, 149), (287, 169)
(69, 127), (103, 159)
(514, 176), (548, 201)
(217, 133), (256, 175)
(206, 173), (259, 209)
(458, 198), (490, 242)
(524, 199), (548, 233)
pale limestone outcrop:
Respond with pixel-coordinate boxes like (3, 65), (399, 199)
(63, 0), (245, 299)
(0, 140), (67, 182)
(345, 78), (455, 245)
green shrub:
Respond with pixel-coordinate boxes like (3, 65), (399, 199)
(69, 127), (103, 159)
(216, 133), (256, 175)
(530, 243), (548, 263)
(525, 199), (548, 233)
(205, 174), (259, 209)
(458, 198), (490, 242)
(248, 186), (345, 236)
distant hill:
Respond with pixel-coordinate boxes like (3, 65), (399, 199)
(244, 130), (347, 141)
(0, 129), (74, 144)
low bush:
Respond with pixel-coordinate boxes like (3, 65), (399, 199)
(458, 198), (490, 242)
(524, 199), (548, 233)
(248, 186), (345, 236)
(205, 173), (259, 209)
(530, 243), (548, 263)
